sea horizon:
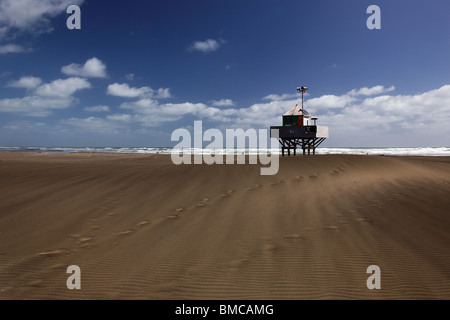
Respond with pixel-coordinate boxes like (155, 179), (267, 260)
(1, 146), (449, 156)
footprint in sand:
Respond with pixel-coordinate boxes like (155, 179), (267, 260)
(137, 220), (150, 226)
(284, 234), (308, 241)
(329, 169), (340, 176)
(229, 258), (250, 268)
(116, 230), (133, 236)
(79, 236), (93, 243)
(322, 225), (339, 231)
(291, 175), (304, 182)
(245, 184), (262, 191)
(221, 189), (235, 197)
(356, 217), (375, 224)
(37, 249), (68, 257)
(26, 279), (43, 287)
(262, 243), (277, 255)
(195, 203), (207, 208)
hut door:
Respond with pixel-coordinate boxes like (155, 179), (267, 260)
(292, 116), (298, 126)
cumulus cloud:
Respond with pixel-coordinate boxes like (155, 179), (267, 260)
(305, 84), (450, 146)
(61, 57), (108, 78)
(0, 0), (84, 38)
(84, 105), (110, 112)
(114, 84), (450, 143)
(5, 80), (450, 146)
(348, 85), (395, 96)
(60, 116), (126, 134)
(35, 77), (91, 97)
(154, 87), (171, 99)
(118, 99), (209, 126)
(7, 76), (42, 89)
(263, 93), (300, 101)
(0, 77), (90, 116)
(0, 96), (74, 116)
(106, 114), (133, 122)
(107, 83), (171, 99)
(211, 99), (235, 107)
(0, 43), (26, 54)
(188, 39), (222, 53)
(306, 94), (356, 110)
(107, 83), (151, 98)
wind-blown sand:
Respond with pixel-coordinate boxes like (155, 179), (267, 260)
(0, 153), (449, 299)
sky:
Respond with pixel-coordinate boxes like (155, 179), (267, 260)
(0, 0), (450, 148)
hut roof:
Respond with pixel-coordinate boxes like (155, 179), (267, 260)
(283, 104), (311, 117)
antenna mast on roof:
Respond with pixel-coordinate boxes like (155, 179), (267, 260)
(297, 86), (308, 114)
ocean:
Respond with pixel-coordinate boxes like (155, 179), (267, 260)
(1, 146), (450, 156)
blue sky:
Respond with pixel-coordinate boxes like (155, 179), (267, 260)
(1, 0), (450, 147)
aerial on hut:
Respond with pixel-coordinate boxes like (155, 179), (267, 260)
(270, 86), (329, 156)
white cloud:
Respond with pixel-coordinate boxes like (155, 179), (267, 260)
(2, 120), (47, 131)
(35, 77), (91, 97)
(306, 94), (356, 110)
(119, 99), (209, 126)
(120, 99), (207, 115)
(0, 76), (90, 117)
(348, 85), (395, 96)
(211, 99), (235, 107)
(60, 116), (126, 134)
(0, 44), (26, 54)
(107, 83), (151, 98)
(106, 114), (133, 122)
(263, 93), (300, 101)
(84, 105), (110, 112)
(117, 96), (289, 128)
(0, 0), (84, 38)
(188, 39), (222, 53)
(107, 83), (171, 99)
(308, 84), (450, 146)
(115, 84), (450, 145)
(0, 95), (74, 116)
(7, 76), (42, 89)
(154, 87), (171, 99)
(8, 82), (448, 146)
(61, 57), (107, 78)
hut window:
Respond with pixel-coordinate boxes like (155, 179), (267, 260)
(283, 116), (292, 126)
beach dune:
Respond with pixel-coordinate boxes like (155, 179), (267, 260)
(0, 153), (449, 299)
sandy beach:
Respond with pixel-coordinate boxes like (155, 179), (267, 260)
(0, 152), (449, 299)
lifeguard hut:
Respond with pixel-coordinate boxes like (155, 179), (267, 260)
(270, 86), (329, 156)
